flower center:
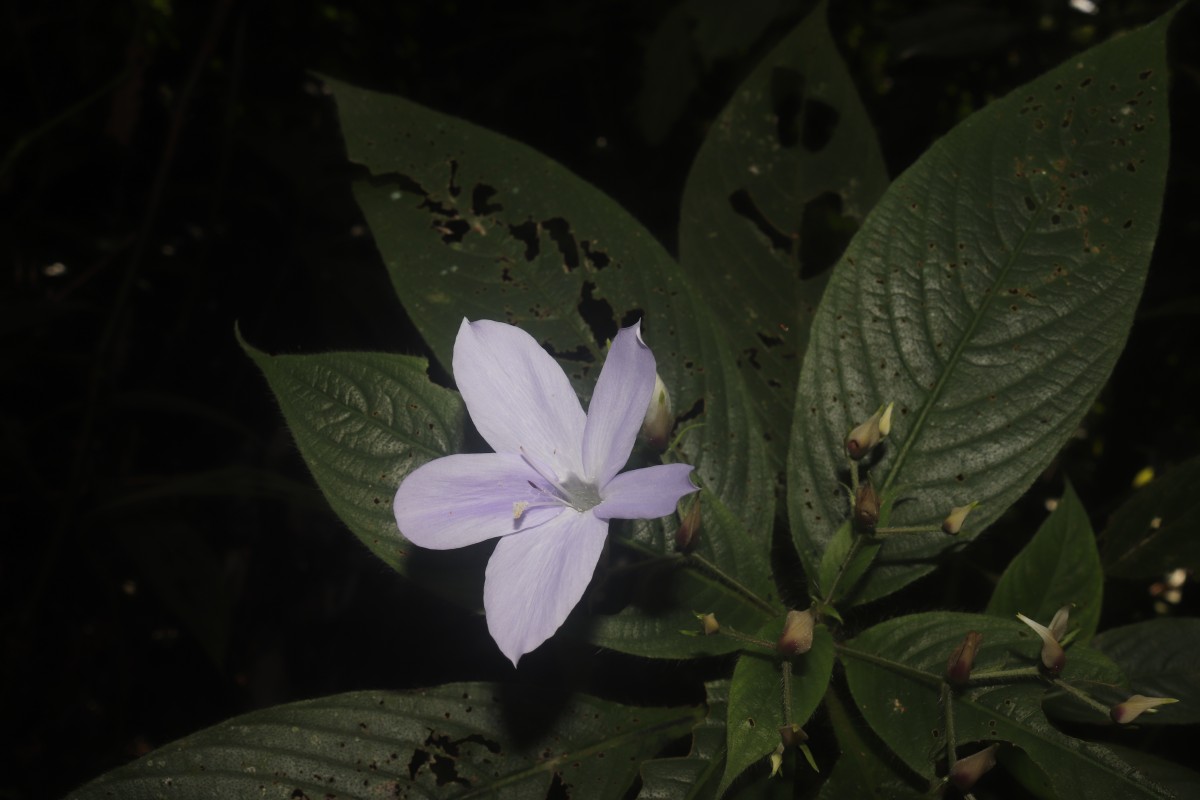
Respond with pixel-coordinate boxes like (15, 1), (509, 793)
(558, 473), (601, 513)
(516, 450), (601, 517)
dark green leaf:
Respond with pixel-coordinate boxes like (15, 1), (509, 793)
(587, 488), (778, 659)
(1100, 455), (1200, 578)
(638, 681), (729, 800)
(325, 77), (778, 653)
(1104, 744), (1200, 798)
(718, 623), (834, 794)
(1092, 618), (1200, 724)
(987, 481), (1103, 642)
(841, 612), (1171, 799)
(788, 11), (1175, 604)
(820, 687), (926, 799)
(679, 0), (888, 468)
(69, 684), (701, 800)
(240, 333), (464, 576)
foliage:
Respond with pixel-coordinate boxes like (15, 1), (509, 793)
(64, 3), (1197, 799)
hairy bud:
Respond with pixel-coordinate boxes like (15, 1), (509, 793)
(777, 609), (815, 656)
(945, 630), (983, 686)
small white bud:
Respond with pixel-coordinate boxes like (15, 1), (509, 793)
(641, 373), (674, 450)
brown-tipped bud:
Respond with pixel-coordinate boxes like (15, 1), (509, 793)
(1111, 694), (1178, 724)
(945, 630), (984, 686)
(854, 480), (881, 533)
(942, 502), (979, 535)
(778, 723), (808, 748)
(699, 612), (720, 636)
(641, 373), (674, 450)
(1016, 612), (1066, 675)
(949, 743), (999, 791)
(846, 403), (893, 459)
(675, 496), (701, 553)
(777, 609), (815, 656)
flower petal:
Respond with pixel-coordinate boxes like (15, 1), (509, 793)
(394, 453), (563, 549)
(581, 321), (656, 485)
(483, 510), (608, 665)
(594, 463), (697, 520)
(453, 319), (586, 476)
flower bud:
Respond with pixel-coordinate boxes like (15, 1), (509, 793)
(675, 496), (701, 553)
(777, 609), (815, 656)
(942, 502), (979, 535)
(769, 744), (784, 778)
(949, 743), (999, 791)
(1110, 694), (1178, 724)
(699, 612), (720, 636)
(853, 480), (881, 533)
(846, 403), (893, 459)
(641, 373), (674, 450)
(778, 723), (808, 748)
(945, 630), (983, 686)
(1016, 612), (1066, 675)
(1048, 604), (1071, 642)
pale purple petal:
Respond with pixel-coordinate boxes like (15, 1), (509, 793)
(453, 319), (586, 476)
(483, 510), (609, 665)
(394, 453), (564, 549)
(581, 321), (656, 486)
(593, 463), (697, 521)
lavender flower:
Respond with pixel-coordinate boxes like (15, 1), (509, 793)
(393, 319), (698, 665)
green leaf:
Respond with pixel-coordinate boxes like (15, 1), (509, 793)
(69, 684), (701, 800)
(678, 0), (888, 468)
(1100, 455), (1200, 578)
(587, 488), (778, 659)
(840, 612), (1171, 799)
(987, 481), (1103, 642)
(639, 681), (729, 800)
(718, 623), (834, 794)
(1104, 744), (1200, 798)
(325, 77), (777, 649)
(788, 10), (1175, 604)
(240, 332), (464, 576)
(1092, 618), (1200, 724)
(820, 687), (926, 799)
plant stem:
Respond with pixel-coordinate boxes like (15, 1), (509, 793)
(942, 683), (958, 768)
(717, 625), (776, 651)
(820, 535), (864, 608)
(875, 524), (942, 536)
(684, 553), (777, 615)
(1052, 679), (1113, 719)
(782, 660), (794, 726)
(969, 667), (1041, 683)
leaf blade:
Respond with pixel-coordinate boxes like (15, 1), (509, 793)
(788, 11), (1175, 604)
(986, 481), (1103, 642)
(70, 685), (702, 800)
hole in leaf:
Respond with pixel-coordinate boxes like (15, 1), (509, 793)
(729, 189), (793, 251)
(802, 98), (839, 152)
(578, 281), (617, 345)
(508, 221), (540, 261)
(581, 240), (611, 269)
(799, 192), (857, 280)
(472, 184), (502, 216)
(543, 217), (580, 270)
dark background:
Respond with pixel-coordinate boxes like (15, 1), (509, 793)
(3, 1), (1197, 797)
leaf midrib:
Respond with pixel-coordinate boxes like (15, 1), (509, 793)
(880, 149), (1049, 494)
